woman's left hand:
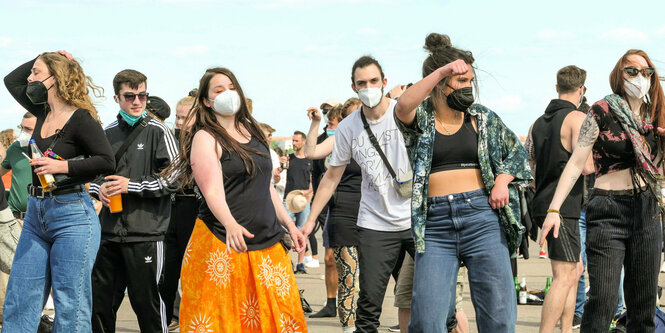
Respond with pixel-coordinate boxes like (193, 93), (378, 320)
(31, 157), (68, 175)
(287, 223), (307, 253)
(489, 183), (509, 209)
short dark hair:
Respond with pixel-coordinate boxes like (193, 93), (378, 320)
(23, 112), (36, 119)
(113, 69), (147, 95)
(351, 55), (385, 83)
(557, 65), (586, 94)
(293, 130), (306, 140)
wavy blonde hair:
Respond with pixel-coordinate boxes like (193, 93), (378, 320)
(39, 52), (104, 122)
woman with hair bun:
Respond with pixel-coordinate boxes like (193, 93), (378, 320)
(541, 49), (665, 332)
(3, 51), (115, 331)
(395, 33), (531, 332)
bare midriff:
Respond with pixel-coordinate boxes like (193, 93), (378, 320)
(594, 168), (647, 191)
(427, 168), (485, 197)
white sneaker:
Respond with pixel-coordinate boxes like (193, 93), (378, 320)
(303, 255), (312, 265)
(305, 259), (320, 268)
(342, 326), (355, 333)
(661, 261), (665, 273)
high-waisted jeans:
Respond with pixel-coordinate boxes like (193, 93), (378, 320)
(2, 191), (100, 332)
(582, 190), (661, 332)
(409, 188), (516, 333)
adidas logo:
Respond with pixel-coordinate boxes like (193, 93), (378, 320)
(137, 143), (144, 150)
(144, 256), (152, 263)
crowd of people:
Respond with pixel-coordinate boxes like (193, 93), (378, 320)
(0, 31), (662, 333)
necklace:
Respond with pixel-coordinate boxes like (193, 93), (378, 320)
(434, 111), (453, 135)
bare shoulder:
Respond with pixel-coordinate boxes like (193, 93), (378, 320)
(563, 110), (587, 129)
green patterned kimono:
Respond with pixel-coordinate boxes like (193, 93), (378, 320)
(395, 99), (533, 255)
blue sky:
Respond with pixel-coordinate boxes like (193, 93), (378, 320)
(1, 0), (664, 137)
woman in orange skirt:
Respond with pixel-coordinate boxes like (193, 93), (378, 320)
(166, 67), (308, 332)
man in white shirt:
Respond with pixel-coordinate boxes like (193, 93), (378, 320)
(302, 56), (414, 333)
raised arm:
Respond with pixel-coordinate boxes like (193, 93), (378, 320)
(304, 107), (334, 159)
(541, 113), (599, 244)
(394, 59), (468, 126)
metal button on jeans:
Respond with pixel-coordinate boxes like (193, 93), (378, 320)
(448, 195), (454, 200)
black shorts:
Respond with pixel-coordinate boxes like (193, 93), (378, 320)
(535, 216), (581, 262)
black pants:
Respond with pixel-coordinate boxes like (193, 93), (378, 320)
(92, 240), (167, 333)
(355, 227), (415, 333)
(582, 191), (662, 332)
(162, 195), (198, 323)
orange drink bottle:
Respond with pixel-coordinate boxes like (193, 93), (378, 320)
(109, 194), (123, 213)
(29, 139), (56, 192)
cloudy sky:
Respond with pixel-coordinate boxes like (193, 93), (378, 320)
(1, 0), (664, 137)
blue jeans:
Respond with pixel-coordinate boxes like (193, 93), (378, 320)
(2, 191), (101, 332)
(284, 201), (310, 229)
(409, 189), (516, 333)
(575, 209), (624, 318)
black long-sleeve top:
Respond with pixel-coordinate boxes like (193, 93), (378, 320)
(4, 58), (115, 188)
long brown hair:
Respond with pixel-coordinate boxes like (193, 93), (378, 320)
(164, 68), (268, 190)
(609, 49), (665, 129)
(39, 52), (103, 122)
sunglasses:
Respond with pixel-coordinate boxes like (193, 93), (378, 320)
(120, 92), (149, 102)
(623, 67), (655, 78)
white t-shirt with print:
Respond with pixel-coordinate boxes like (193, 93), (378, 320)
(328, 99), (412, 231)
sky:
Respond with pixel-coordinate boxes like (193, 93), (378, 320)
(1, 0), (665, 138)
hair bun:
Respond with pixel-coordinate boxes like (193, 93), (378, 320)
(188, 88), (198, 97)
(424, 33), (451, 54)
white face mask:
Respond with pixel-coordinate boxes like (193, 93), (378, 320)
(357, 87), (383, 108)
(16, 131), (30, 147)
(211, 89), (241, 115)
(624, 75), (651, 103)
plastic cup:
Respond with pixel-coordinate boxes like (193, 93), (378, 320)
(109, 194), (123, 213)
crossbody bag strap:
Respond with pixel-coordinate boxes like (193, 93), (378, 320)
(114, 115), (152, 163)
(360, 110), (397, 179)
(45, 109), (78, 154)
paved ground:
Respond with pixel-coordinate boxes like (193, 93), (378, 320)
(112, 235), (665, 332)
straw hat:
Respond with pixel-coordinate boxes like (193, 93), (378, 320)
(285, 190), (308, 213)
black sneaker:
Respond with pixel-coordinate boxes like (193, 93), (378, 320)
(572, 315), (582, 329)
(388, 324), (400, 332)
(309, 305), (336, 318)
(294, 263), (307, 274)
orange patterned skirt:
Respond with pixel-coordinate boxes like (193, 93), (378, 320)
(180, 219), (307, 332)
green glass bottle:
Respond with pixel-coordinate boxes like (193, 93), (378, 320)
(515, 277), (520, 302)
(544, 277), (552, 296)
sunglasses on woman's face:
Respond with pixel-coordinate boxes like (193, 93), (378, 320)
(623, 67), (655, 78)
(120, 92), (149, 102)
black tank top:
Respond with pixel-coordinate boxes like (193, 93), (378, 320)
(532, 99), (583, 219)
(198, 137), (284, 250)
(337, 158), (362, 193)
(431, 114), (480, 173)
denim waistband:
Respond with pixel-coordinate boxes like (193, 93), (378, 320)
(427, 188), (488, 205)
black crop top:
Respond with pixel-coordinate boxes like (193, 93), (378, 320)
(431, 114), (480, 173)
(590, 100), (657, 177)
(4, 58), (115, 188)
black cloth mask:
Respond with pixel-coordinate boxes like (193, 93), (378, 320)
(446, 86), (474, 112)
(26, 75), (53, 105)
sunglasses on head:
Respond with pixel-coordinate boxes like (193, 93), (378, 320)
(623, 67), (655, 78)
(120, 92), (149, 102)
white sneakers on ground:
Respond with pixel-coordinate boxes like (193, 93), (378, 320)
(304, 255), (320, 268)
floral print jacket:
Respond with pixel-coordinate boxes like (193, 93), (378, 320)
(395, 99), (533, 254)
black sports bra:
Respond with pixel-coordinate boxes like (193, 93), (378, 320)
(431, 114), (480, 173)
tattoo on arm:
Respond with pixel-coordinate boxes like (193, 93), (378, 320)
(577, 113), (599, 148)
(569, 175), (579, 187)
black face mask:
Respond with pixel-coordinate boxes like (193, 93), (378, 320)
(26, 75), (53, 105)
(446, 86), (474, 112)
